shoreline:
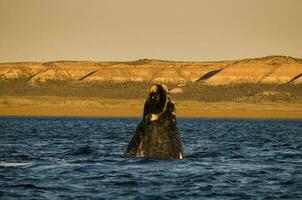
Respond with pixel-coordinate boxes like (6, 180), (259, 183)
(1, 110), (302, 120)
(1, 96), (302, 119)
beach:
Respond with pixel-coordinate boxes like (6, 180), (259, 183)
(1, 96), (301, 119)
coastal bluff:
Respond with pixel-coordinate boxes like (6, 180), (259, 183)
(1, 56), (301, 85)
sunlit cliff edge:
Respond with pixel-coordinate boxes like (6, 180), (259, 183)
(1, 56), (302, 118)
(1, 56), (302, 85)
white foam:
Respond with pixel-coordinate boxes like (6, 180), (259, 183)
(0, 161), (31, 167)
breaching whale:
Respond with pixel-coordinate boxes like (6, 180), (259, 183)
(124, 84), (185, 159)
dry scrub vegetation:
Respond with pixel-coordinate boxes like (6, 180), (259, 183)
(0, 79), (301, 103)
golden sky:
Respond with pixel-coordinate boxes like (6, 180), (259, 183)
(0, 0), (301, 62)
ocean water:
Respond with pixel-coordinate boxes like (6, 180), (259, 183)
(0, 117), (301, 199)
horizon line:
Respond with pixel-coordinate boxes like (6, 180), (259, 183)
(1, 55), (301, 65)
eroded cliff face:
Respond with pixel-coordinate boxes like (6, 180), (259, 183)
(0, 56), (301, 85)
(202, 56), (302, 85)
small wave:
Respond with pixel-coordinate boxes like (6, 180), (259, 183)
(84, 175), (105, 180)
(70, 157), (97, 163)
(186, 151), (222, 159)
(128, 157), (170, 164)
(14, 183), (46, 190)
(64, 145), (95, 156)
(112, 180), (138, 186)
(0, 161), (31, 168)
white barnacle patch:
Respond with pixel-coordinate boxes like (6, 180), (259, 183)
(150, 114), (158, 122)
(139, 151), (144, 157)
(137, 142), (144, 157)
(161, 84), (169, 93)
(150, 85), (158, 93)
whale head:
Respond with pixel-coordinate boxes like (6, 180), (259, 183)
(147, 84), (168, 114)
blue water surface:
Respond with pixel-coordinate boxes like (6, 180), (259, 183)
(0, 117), (302, 199)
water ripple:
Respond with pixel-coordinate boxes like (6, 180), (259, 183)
(0, 117), (301, 199)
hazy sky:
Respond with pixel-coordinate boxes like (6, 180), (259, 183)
(0, 0), (301, 62)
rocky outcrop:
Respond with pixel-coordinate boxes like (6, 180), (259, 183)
(0, 56), (301, 85)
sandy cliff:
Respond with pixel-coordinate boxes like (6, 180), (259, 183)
(203, 56), (302, 85)
(0, 56), (301, 85)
